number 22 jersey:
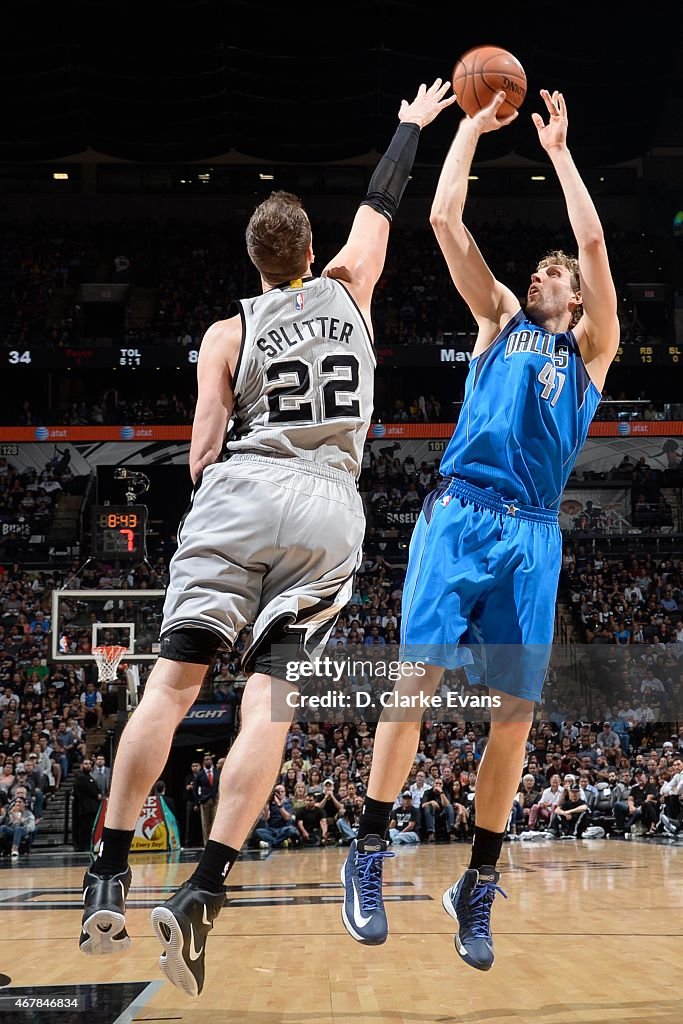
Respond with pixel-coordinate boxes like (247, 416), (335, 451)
(224, 276), (375, 479)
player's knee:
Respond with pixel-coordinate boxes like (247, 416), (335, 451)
(488, 717), (533, 747)
(489, 690), (535, 728)
(159, 626), (224, 665)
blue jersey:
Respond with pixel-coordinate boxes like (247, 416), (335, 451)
(439, 309), (601, 508)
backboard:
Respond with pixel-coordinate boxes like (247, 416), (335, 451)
(51, 589), (166, 662)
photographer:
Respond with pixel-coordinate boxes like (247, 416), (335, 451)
(252, 786), (300, 849)
(336, 796), (363, 845)
(316, 778), (343, 833)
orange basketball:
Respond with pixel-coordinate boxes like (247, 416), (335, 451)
(452, 45), (527, 120)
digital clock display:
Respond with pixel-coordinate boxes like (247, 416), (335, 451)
(91, 504), (147, 559)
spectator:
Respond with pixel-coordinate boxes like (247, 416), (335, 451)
(389, 791), (420, 845)
(548, 784), (592, 839)
(409, 769), (430, 808)
(91, 753), (111, 797)
(597, 721), (621, 754)
(0, 795), (35, 858)
(512, 773), (542, 833)
(73, 758), (102, 851)
(193, 754), (220, 845)
(253, 787), (299, 849)
(336, 796), (363, 845)
(295, 792), (327, 846)
(154, 780), (177, 819)
(80, 681), (103, 727)
(316, 778), (344, 826)
(22, 754), (46, 816)
(659, 755), (682, 818)
(640, 668), (665, 698)
(613, 767), (659, 835)
(421, 776), (455, 842)
(183, 759), (203, 847)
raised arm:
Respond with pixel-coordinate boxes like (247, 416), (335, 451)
(322, 78), (456, 320)
(532, 89), (620, 388)
(430, 91), (520, 350)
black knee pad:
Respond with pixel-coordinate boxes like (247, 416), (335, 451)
(250, 633), (306, 680)
(244, 616), (335, 681)
(159, 626), (225, 665)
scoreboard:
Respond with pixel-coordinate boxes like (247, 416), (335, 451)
(91, 505), (147, 559)
(6, 347), (202, 369)
(612, 344), (682, 365)
(4, 342), (683, 369)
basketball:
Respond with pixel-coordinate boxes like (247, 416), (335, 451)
(452, 45), (527, 119)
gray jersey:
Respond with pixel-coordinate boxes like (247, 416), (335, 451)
(225, 276), (375, 478)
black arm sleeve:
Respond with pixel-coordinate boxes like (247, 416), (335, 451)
(360, 121), (421, 222)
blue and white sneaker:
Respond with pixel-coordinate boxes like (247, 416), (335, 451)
(340, 834), (395, 945)
(442, 865), (507, 971)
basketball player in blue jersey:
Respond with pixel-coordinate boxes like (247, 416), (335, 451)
(341, 88), (619, 968)
(77, 80), (455, 997)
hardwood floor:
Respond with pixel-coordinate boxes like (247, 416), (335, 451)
(0, 839), (680, 1023)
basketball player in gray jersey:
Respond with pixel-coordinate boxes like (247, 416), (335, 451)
(79, 78), (455, 996)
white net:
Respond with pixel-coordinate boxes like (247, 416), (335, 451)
(92, 645), (128, 683)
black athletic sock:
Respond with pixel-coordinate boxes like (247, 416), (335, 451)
(188, 840), (239, 892)
(357, 797), (394, 842)
(469, 826), (505, 871)
(93, 827), (135, 877)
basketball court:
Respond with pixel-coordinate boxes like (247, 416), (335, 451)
(1, 839), (679, 1023)
(1, 496), (677, 1023)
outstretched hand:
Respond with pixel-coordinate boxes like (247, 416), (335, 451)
(532, 89), (568, 153)
(466, 90), (518, 134)
(399, 78), (458, 129)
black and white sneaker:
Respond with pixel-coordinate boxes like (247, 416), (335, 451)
(151, 881), (226, 997)
(79, 866), (132, 955)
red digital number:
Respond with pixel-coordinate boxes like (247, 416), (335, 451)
(119, 528), (136, 551)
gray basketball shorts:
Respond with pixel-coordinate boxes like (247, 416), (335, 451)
(161, 453), (365, 672)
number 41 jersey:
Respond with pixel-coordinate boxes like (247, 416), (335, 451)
(224, 276), (375, 479)
(439, 308), (602, 508)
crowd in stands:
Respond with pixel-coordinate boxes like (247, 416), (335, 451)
(14, 390), (198, 429)
(0, 216), (666, 351)
(563, 543), (683, 650)
(0, 448), (86, 563)
(230, 711), (683, 852)
(1, 432), (682, 861)
(1, 513), (681, 862)
(2, 386), (675, 428)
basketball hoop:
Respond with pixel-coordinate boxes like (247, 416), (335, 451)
(93, 645), (128, 683)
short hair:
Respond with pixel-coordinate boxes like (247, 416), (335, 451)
(246, 191), (311, 285)
(536, 249), (582, 327)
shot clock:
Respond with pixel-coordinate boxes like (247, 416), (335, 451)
(91, 505), (147, 559)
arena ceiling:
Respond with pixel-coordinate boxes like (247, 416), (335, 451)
(2, 1), (682, 167)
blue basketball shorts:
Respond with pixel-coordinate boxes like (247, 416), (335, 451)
(399, 477), (562, 703)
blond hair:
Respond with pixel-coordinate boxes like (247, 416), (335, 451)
(536, 249), (582, 328)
